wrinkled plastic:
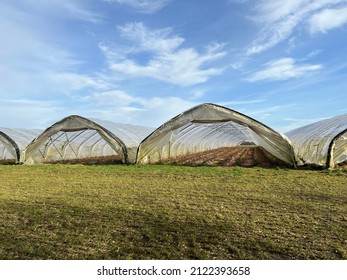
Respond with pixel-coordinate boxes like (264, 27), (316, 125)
(137, 103), (296, 165)
(0, 128), (42, 162)
(286, 113), (347, 167)
(22, 115), (153, 164)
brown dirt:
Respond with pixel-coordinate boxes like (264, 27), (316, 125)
(0, 159), (16, 165)
(161, 146), (290, 168)
(45, 155), (123, 165)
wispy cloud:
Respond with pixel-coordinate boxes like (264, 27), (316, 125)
(237, 105), (296, 125)
(117, 22), (184, 54)
(82, 90), (196, 126)
(0, 1), (111, 101)
(104, 0), (171, 14)
(308, 7), (347, 34)
(20, 0), (103, 23)
(46, 72), (111, 94)
(246, 0), (347, 55)
(306, 49), (322, 58)
(246, 57), (322, 82)
(58, 1), (103, 23)
(220, 99), (266, 106)
(282, 117), (327, 132)
(100, 22), (227, 86)
(0, 35), (100, 99)
(84, 90), (143, 106)
(0, 99), (64, 128)
(247, 105), (289, 116)
(0, 5), (200, 127)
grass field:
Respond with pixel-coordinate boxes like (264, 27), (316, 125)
(0, 164), (346, 260)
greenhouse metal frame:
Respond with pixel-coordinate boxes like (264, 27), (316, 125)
(22, 115), (153, 164)
(136, 103), (297, 166)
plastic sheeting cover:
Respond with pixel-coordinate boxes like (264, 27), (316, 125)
(137, 103), (296, 165)
(286, 113), (347, 167)
(0, 128), (42, 162)
(22, 115), (153, 164)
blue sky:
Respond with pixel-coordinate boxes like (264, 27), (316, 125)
(1, 0), (347, 132)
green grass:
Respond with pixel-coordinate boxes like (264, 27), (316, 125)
(0, 164), (346, 260)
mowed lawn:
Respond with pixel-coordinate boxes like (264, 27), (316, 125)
(0, 164), (346, 260)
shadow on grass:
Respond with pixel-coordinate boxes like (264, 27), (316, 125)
(1, 200), (345, 260)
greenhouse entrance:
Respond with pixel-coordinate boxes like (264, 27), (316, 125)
(22, 115), (153, 165)
(0, 132), (17, 164)
(137, 103), (296, 167)
(27, 129), (123, 165)
(286, 112), (347, 168)
(329, 130), (347, 168)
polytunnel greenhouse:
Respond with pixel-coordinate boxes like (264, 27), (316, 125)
(22, 115), (153, 164)
(286, 112), (347, 168)
(136, 103), (296, 167)
(0, 128), (42, 164)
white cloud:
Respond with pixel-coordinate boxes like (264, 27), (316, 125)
(20, 0), (103, 23)
(246, 0), (307, 55)
(308, 7), (347, 34)
(0, 1), (105, 99)
(306, 49), (322, 58)
(84, 90), (143, 106)
(246, 58), (322, 82)
(128, 96), (197, 126)
(101, 22), (227, 86)
(189, 89), (206, 100)
(59, 1), (103, 23)
(251, 0), (308, 25)
(221, 99), (266, 106)
(0, 6), (199, 128)
(228, 105), (297, 129)
(82, 90), (196, 127)
(108, 50), (225, 86)
(0, 1), (128, 112)
(246, 0), (347, 55)
(246, 106), (288, 120)
(0, 99), (64, 128)
(117, 22), (184, 54)
(46, 72), (110, 94)
(104, 0), (171, 14)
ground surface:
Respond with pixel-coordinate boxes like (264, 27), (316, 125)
(0, 164), (346, 260)
(161, 146), (289, 167)
(47, 155), (123, 165)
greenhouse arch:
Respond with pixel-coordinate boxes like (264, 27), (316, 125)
(22, 115), (153, 164)
(327, 128), (347, 167)
(136, 103), (296, 167)
(0, 128), (42, 164)
(286, 113), (347, 168)
(0, 130), (20, 163)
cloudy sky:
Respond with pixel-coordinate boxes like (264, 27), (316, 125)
(1, 0), (347, 132)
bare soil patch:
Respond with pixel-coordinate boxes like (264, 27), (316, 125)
(161, 146), (289, 167)
(45, 155), (123, 165)
(0, 159), (16, 165)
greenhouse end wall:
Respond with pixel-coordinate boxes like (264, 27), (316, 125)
(137, 103), (297, 167)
